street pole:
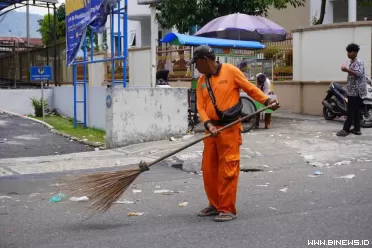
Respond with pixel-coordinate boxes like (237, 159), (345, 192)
(41, 81), (45, 121)
(150, 4), (157, 87)
(26, 1), (30, 83)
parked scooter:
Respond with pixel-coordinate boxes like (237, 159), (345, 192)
(321, 76), (372, 128)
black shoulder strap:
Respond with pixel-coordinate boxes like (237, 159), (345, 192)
(205, 75), (222, 116)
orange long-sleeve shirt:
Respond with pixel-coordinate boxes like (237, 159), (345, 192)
(196, 63), (269, 124)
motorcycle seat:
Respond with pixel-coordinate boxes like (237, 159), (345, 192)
(332, 82), (346, 94)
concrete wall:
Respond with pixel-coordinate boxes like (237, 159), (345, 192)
(0, 89), (53, 115)
(274, 81), (347, 116)
(53, 86), (106, 130)
(293, 21), (372, 82)
(106, 87), (188, 148)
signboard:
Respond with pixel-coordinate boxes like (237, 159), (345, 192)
(30, 66), (52, 81)
(65, 0), (119, 65)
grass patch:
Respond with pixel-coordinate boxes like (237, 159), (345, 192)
(31, 115), (105, 144)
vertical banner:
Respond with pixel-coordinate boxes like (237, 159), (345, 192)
(65, 0), (118, 65)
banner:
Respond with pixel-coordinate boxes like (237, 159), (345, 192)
(65, 0), (118, 65)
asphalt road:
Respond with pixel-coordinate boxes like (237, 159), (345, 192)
(0, 112), (93, 159)
(0, 162), (371, 248)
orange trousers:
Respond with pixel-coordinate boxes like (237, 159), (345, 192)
(202, 124), (242, 215)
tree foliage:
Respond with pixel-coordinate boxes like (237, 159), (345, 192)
(37, 3), (66, 45)
(156, 0), (306, 33)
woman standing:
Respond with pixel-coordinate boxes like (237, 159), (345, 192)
(337, 43), (366, 137)
(255, 73), (272, 129)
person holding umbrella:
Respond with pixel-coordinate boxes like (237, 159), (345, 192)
(189, 45), (279, 222)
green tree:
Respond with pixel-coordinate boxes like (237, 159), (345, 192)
(37, 4), (66, 45)
(156, 0), (306, 33)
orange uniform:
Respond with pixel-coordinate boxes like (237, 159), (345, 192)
(196, 63), (269, 215)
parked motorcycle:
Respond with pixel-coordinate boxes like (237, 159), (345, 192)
(321, 76), (372, 128)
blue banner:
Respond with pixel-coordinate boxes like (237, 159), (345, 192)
(66, 0), (118, 66)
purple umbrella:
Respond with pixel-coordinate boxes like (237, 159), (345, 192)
(195, 13), (287, 42)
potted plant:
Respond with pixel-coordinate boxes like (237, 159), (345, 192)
(30, 97), (48, 117)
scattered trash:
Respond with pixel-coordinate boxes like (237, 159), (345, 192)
(286, 137), (291, 139)
(269, 207), (277, 211)
(155, 186), (161, 188)
(114, 200), (134, 204)
(127, 212), (144, 217)
(49, 183), (65, 187)
(29, 193), (41, 197)
(0, 196), (12, 199)
(255, 152), (263, 156)
(256, 185), (268, 187)
(154, 189), (170, 194)
(169, 137), (177, 141)
(308, 175), (317, 178)
(8, 192), (18, 195)
(270, 135), (274, 137)
(313, 171), (323, 175)
(334, 174), (355, 179)
(178, 202), (189, 207)
(261, 165), (269, 168)
(268, 170), (273, 173)
(132, 190), (142, 193)
(361, 169), (366, 171)
(311, 162), (325, 167)
(279, 187), (288, 193)
(69, 196), (89, 202)
(303, 155), (314, 162)
(357, 158), (372, 162)
(94, 148), (100, 151)
(49, 193), (67, 203)
(182, 135), (194, 140)
(334, 160), (351, 166)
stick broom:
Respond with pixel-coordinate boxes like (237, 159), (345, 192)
(68, 102), (279, 213)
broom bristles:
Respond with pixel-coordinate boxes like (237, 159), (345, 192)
(66, 168), (143, 213)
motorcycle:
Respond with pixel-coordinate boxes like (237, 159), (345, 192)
(321, 76), (372, 128)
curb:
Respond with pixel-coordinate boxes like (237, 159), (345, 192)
(0, 109), (106, 149)
(271, 114), (324, 122)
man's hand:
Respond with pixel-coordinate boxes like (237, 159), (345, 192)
(341, 66), (348, 72)
(268, 99), (280, 111)
(207, 123), (219, 137)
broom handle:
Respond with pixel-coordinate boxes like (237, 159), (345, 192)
(146, 102), (279, 167)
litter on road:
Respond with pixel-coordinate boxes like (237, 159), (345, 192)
(0, 196), (12, 199)
(127, 212), (144, 217)
(279, 187), (288, 192)
(114, 200), (134, 204)
(334, 174), (355, 179)
(334, 160), (351, 166)
(313, 171), (323, 175)
(132, 189), (142, 193)
(154, 189), (170, 194)
(50, 193), (67, 203)
(178, 202), (189, 207)
(69, 196), (89, 202)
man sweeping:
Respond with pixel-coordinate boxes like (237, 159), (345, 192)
(188, 45), (279, 222)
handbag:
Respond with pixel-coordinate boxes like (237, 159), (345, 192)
(205, 75), (243, 123)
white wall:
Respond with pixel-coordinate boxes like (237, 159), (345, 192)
(293, 23), (372, 81)
(53, 86), (106, 130)
(310, 0), (334, 25)
(106, 87), (188, 148)
(0, 89), (53, 115)
(128, 47), (151, 86)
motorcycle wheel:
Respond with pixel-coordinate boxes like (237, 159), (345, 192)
(360, 105), (372, 128)
(322, 101), (337, 120)
(240, 96), (257, 133)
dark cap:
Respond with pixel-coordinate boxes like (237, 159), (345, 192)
(187, 45), (216, 66)
(257, 73), (267, 83)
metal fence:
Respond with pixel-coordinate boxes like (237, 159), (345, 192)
(156, 36), (293, 81)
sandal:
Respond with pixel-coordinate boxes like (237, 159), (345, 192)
(214, 212), (237, 222)
(198, 206), (218, 217)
